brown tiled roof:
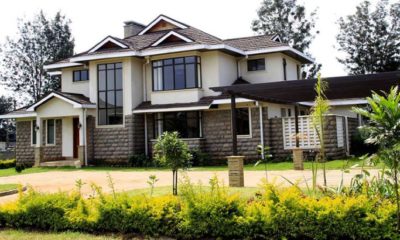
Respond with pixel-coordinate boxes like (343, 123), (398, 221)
(54, 91), (94, 105)
(223, 35), (288, 51)
(211, 71), (400, 104)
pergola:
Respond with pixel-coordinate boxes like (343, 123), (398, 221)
(210, 71), (400, 156)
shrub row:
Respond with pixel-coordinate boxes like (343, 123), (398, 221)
(0, 183), (398, 239)
(0, 159), (16, 169)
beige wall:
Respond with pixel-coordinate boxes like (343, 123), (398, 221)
(61, 67), (90, 97)
(239, 53), (301, 84)
(36, 97), (82, 118)
(62, 117), (73, 157)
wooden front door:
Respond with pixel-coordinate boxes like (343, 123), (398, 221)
(73, 118), (80, 159)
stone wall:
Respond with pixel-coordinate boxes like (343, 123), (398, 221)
(16, 121), (34, 166)
(87, 114), (145, 165)
(42, 119), (63, 161)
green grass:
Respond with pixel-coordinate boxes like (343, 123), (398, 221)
(124, 185), (259, 199)
(0, 184), (19, 192)
(0, 158), (376, 178)
(0, 229), (121, 240)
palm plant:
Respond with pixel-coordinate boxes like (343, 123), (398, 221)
(353, 86), (400, 231)
(310, 73), (330, 189)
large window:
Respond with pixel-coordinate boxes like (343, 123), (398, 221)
(236, 108), (251, 136)
(46, 119), (55, 145)
(152, 56), (201, 91)
(247, 58), (265, 71)
(98, 63), (123, 125)
(73, 70), (89, 82)
(154, 111), (201, 138)
(31, 120), (37, 145)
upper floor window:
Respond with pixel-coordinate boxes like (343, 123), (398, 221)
(152, 56), (201, 91)
(247, 58), (265, 71)
(98, 63), (123, 125)
(73, 70), (89, 82)
(154, 111), (201, 138)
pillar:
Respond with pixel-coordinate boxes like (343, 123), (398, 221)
(227, 156), (244, 187)
(292, 148), (304, 170)
(34, 117), (42, 167)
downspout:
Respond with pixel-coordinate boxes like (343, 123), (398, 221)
(143, 56), (150, 102)
(257, 101), (265, 160)
(144, 113), (148, 156)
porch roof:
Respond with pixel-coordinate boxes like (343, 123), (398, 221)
(210, 71), (400, 104)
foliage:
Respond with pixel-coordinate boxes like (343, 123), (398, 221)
(310, 74), (330, 188)
(0, 159), (16, 169)
(0, 11), (74, 102)
(147, 175), (159, 197)
(153, 131), (192, 195)
(189, 148), (211, 166)
(336, 0), (400, 74)
(251, 0), (321, 79)
(0, 180), (398, 239)
(350, 128), (379, 156)
(15, 164), (25, 173)
(255, 145), (273, 181)
(128, 154), (158, 168)
(0, 95), (16, 143)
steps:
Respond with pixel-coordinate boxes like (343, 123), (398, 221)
(39, 160), (81, 168)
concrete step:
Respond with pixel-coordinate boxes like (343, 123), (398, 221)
(39, 160), (81, 168)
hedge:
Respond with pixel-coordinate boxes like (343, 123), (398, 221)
(0, 183), (398, 239)
(0, 159), (16, 169)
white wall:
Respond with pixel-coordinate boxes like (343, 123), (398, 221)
(330, 106), (358, 118)
(36, 97), (82, 118)
(62, 117), (73, 157)
(267, 103), (295, 118)
(61, 67), (90, 97)
(239, 53), (301, 84)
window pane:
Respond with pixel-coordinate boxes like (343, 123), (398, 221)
(185, 56), (196, 63)
(98, 64), (106, 70)
(115, 63), (122, 69)
(73, 71), (80, 81)
(47, 119), (55, 144)
(187, 117), (199, 138)
(247, 59), (265, 71)
(153, 60), (162, 67)
(107, 63), (115, 70)
(32, 120), (37, 145)
(109, 108), (123, 125)
(115, 69), (122, 89)
(163, 66), (174, 90)
(257, 59), (265, 70)
(98, 92), (106, 108)
(107, 91), (115, 108)
(174, 58), (184, 64)
(236, 109), (250, 135)
(174, 64), (185, 89)
(107, 69), (115, 90)
(185, 64), (196, 88)
(81, 70), (88, 80)
(163, 59), (173, 65)
(98, 110), (107, 125)
(98, 71), (106, 91)
(153, 67), (163, 90)
(116, 90), (123, 107)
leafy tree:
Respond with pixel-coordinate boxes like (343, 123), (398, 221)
(336, 0), (400, 74)
(0, 96), (15, 143)
(353, 87), (400, 231)
(251, 0), (321, 78)
(153, 131), (192, 195)
(310, 74), (330, 189)
(0, 11), (74, 103)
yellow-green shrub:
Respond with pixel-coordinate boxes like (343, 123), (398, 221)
(0, 159), (16, 169)
(0, 184), (398, 239)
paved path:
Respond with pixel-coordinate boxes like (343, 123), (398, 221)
(0, 168), (379, 204)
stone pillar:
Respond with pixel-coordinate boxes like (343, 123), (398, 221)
(292, 148), (304, 170)
(227, 156), (244, 187)
(77, 146), (84, 168)
(34, 147), (43, 167)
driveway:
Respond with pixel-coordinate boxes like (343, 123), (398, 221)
(0, 168), (379, 204)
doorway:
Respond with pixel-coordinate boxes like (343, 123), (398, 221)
(73, 118), (80, 159)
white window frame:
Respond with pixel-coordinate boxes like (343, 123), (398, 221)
(45, 119), (56, 146)
(237, 107), (252, 138)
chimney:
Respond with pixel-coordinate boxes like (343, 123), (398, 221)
(124, 21), (145, 38)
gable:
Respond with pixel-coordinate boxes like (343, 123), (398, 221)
(148, 20), (179, 32)
(88, 36), (128, 53)
(138, 15), (188, 35)
(151, 31), (193, 47)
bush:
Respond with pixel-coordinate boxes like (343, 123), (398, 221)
(128, 154), (158, 168)
(351, 128), (378, 156)
(0, 159), (16, 169)
(189, 149), (211, 167)
(0, 182), (398, 239)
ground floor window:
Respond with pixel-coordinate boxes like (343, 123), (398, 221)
(31, 120), (37, 145)
(46, 119), (56, 145)
(236, 108), (251, 136)
(153, 111), (201, 138)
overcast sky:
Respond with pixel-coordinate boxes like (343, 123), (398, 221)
(0, 0), (387, 96)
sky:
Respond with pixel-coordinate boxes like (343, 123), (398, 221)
(0, 0), (387, 97)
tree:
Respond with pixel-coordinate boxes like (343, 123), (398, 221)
(336, 0), (400, 74)
(251, 0), (321, 79)
(353, 87), (400, 231)
(310, 74), (330, 189)
(0, 11), (74, 103)
(0, 96), (15, 143)
(153, 131), (192, 195)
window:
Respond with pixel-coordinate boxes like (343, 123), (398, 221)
(152, 56), (201, 91)
(281, 108), (287, 117)
(98, 63), (123, 125)
(247, 58), (265, 71)
(154, 111), (201, 138)
(73, 70), (89, 82)
(31, 120), (37, 145)
(46, 119), (55, 145)
(236, 108), (251, 136)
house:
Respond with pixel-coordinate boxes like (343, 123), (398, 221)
(1, 14), (398, 167)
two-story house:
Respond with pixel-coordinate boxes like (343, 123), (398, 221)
(4, 14), (393, 167)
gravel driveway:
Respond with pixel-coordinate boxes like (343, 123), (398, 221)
(0, 168), (379, 204)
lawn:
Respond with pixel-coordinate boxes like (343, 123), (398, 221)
(0, 229), (120, 240)
(0, 157), (375, 178)
(0, 184), (19, 192)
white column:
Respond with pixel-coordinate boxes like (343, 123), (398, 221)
(36, 116), (42, 147)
